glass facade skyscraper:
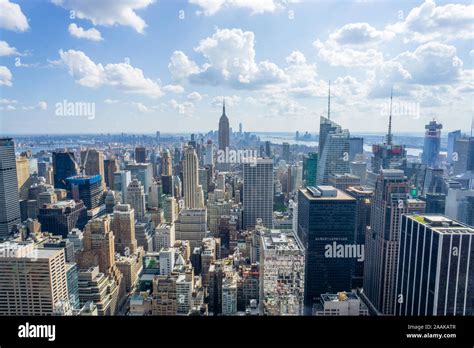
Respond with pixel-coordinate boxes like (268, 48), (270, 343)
(297, 185), (356, 315)
(0, 138), (21, 239)
(396, 215), (474, 316)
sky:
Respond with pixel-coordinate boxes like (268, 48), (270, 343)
(0, 0), (473, 135)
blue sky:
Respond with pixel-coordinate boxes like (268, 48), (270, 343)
(0, 0), (473, 134)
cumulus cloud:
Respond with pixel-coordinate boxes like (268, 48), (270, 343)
(162, 84), (184, 93)
(131, 102), (150, 113)
(187, 91), (203, 102)
(189, 0), (288, 16)
(68, 23), (103, 41)
(387, 0), (474, 43)
(57, 49), (163, 98)
(0, 66), (13, 86)
(170, 28), (286, 89)
(0, 100), (48, 111)
(211, 95), (241, 107)
(329, 22), (395, 46)
(0, 40), (20, 56)
(169, 99), (195, 115)
(52, 0), (155, 33)
(168, 51), (200, 80)
(0, 0), (29, 32)
(368, 42), (464, 98)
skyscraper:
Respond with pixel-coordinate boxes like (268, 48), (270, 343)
(218, 100), (230, 151)
(396, 215), (474, 316)
(78, 215), (123, 311)
(126, 178), (146, 222)
(346, 186), (373, 289)
(38, 200), (87, 237)
(447, 130), (461, 164)
(297, 186), (356, 315)
(370, 92), (406, 173)
(183, 146), (204, 209)
(113, 170), (131, 203)
(135, 147), (147, 163)
(260, 228), (305, 315)
(317, 117), (350, 185)
(0, 242), (69, 315)
(53, 151), (78, 189)
(204, 140), (214, 167)
(363, 169), (426, 315)
(66, 175), (104, 210)
(104, 156), (119, 189)
(0, 138), (21, 239)
(243, 158), (274, 229)
(112, 204), (138, 255)
(161, 149), (173, 176)
(282, 142), (290, 162)
(302, 152), (318, 187)
(421, 120), (443, 167)
(81, 149), (105, 188)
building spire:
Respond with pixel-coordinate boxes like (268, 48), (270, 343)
(386, 87), (393, 145)
(223, 99), (226, 116)
(327, 80), (331, 120)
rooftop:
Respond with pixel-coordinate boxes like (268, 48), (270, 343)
(301, 186), (354, 201)
(409, 214), (474, 235)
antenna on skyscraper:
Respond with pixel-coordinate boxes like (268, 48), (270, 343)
(386, 87), (393, 145)
(327, 80), (331, 120)
(223, 98), (226, 116)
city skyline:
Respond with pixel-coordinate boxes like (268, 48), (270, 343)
(0, 0), (473, 134)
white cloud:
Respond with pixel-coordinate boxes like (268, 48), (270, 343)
(187, 91), (203, 102)
(172, 28), (285, 89)
(368, 42), (464, 98)
(387, 0), (474, 43)
(0, 66), (13, 86)
(189, 0), (287, 16)
(162, 84), (184, 93)
(0, 40), (20, 56)
(0, 0), (29, 32)
(168, 51), (200, 80)
(21, 101), (48, 111)
(38, 101), (48, 110)
(68, 23), (103, 41)
(57, 49), (163, 98)
(0, 98), (17, 104)
(131, 102), (150, 113)
(313, 38), (384, 67)
(211, 95), (241, 107)
(52, 0), (155, 33)
(284, 50), (324, 98)
(104, 98), (120, 104)
(329, 22), (394, 46)
(312, 22), (393, 67)
(169, 99), (195, 115)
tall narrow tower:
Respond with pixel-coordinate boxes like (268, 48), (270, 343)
(0, 138), (21, 239)
(218, 100), (230, 151)
(183, 146), (204, 209)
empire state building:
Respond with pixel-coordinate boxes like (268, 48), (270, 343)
(218, 100), (230, 151)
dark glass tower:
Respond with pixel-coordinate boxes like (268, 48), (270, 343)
(302, 152), (318, 187)
(297, 185), (356, 315)
(66, 175), (104, 209)
(53, 151), (78, 189)
(0, 138), (21, 239)
(396, 215), (474, 316)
